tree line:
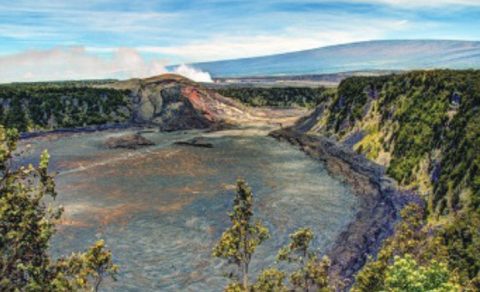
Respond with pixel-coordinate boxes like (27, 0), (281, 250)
(216, 87), (335, 109)
(0, 82), (130, 132)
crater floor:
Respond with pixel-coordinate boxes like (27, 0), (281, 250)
(19, 127), (358, 291)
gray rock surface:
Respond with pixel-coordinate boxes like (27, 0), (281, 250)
(104, 133), (155, 149)
(174, 137), (214, 148)
(103, 75), (214, 131)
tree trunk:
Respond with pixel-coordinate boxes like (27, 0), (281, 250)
(94, 275), (103, 292)
(242, 262), (248, 291)
(303, 249), (308, 292)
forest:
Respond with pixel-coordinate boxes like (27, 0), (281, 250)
(0, 81), (130, 132)
(216, 86), (335, 108)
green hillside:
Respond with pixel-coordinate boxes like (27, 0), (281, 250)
(296, 70), (480, 289)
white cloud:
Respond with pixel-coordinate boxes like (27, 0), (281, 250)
(0, 47), (212, 83)
(136, 33), (366, 62)
(0, 3), (176, 40)
(0, 25), (61, 39)
(133, 18), (410, 62)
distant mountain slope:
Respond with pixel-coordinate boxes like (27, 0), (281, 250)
(184, 40), (480, 77)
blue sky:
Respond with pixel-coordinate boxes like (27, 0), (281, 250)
(1, 0), (480, 81)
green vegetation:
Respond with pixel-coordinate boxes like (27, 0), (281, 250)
(352, 204), (461, 291)
(383, 254), (458, 292)
(276, 228), (333, 291)
(0, 82), (130, 132)
(323, 70), (480, 215)
(213, 180), (334, 291)
(216, 87), (335, 108)
(4, 80), (118, 89)
(307, 70), (480, 290)
(212, 180), (270, 290)
(0, 126), (117, 291)
(327, 76), (388, 132)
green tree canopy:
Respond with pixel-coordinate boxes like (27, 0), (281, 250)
(213, 179), (269, 291)
(0, 126), (118, 291)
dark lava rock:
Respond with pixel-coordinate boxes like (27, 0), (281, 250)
(450, 92), (461, 107)
(294, 105), (326, 132)
(430, 160), (442, 183)
(174, 137), (213, 148)
(342, 130), (365, 149)
(105, 133), (155, 149)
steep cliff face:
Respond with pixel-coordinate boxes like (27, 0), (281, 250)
(293, 70), (480, 217)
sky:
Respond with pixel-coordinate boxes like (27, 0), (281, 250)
(1, 0), (480, 82)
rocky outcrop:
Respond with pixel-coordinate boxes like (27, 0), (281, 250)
(105, 75), (209, 130)
(103, 74), (246, 131)
(101, 74), (308, 132)
(104, 133), (154, 149)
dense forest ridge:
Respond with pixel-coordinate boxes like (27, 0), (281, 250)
(288, 69), (480, 289)
(0, 81), (130, 132)
(1, 71), (395, 134)
(294, 70), (480, 216)
(0, 71), (391, 135)
(215, 86), (335, 108)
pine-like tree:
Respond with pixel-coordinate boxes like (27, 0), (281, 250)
(213, 179), (269, 291)
(277, 228), (333, 291)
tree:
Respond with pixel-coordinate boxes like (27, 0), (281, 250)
(384, 254), (460, 292)
(0, 126), (118, 291)
(4, 97), (28, 132)
(277, 228), (333, 291)
(352, 204), (454, 292)
(252, 268), (287, 292)
(212, 179), (269, 291)
(353, 204), (428, 291)
(277, 227), (314, 264)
